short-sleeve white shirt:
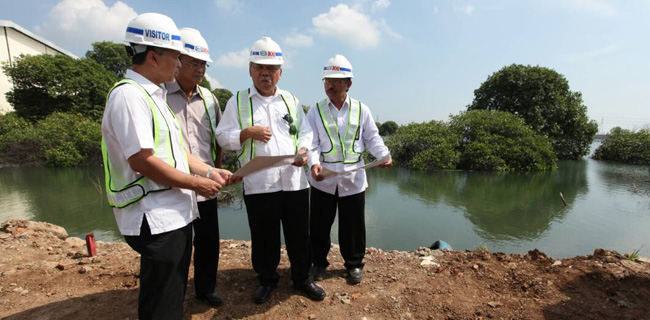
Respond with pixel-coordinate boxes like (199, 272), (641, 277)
(101, 70), (198, 236)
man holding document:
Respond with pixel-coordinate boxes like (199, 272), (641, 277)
(307, 54), (392, 285)
(215, 37), (326, 304)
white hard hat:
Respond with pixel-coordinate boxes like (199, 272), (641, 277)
(180, 28), (213, 63)
(125, 13), (183, 54)
(323, 54), (354, 79)
(249, 37), (283, 65)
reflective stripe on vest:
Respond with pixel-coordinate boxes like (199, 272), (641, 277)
(316, 97), (362, 164)
(101, 79), (182, 208)
(197, 86), (219, 163)
(236, 88), (299, 167)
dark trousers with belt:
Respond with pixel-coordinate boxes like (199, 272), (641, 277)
(243, 189), (311, 287)
(310, 187), (366, 270)
(192, 197), (220, 295)
(124, 216), (193, 320)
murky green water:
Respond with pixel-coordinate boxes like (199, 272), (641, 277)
(1, 151), (649, 258)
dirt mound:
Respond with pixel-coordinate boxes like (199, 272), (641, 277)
(1, 220), (649, 320)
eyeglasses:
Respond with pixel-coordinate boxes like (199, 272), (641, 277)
(180, 59), (209, 69)
(322, 78), (349, 85)
(282, 113), (298, 135)
(252, 64), (281, 73)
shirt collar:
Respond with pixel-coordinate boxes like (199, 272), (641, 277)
(249, 85), (281, 99)
(327, 94), (350, 111)
(165, 80), (199, 98)
(125, 69), (165, 96)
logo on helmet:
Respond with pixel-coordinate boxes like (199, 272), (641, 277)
(324, 66), (352, 72)
(194, 46), (209, 54)
(251, 51), (282, 58)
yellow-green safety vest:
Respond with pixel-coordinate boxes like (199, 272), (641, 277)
(196, 85), (220, 164)
(236, 88), (300, 167)
(316, 97), (362, 164)
(101, 79), (186, 208)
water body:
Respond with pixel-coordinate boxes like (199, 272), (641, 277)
(1, 153), (649, 258)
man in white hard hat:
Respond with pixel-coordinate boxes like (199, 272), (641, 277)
(101, 13), (232, 320)
(215, 37), (326, 304)
(307, 54), (392, 285)
(167, 27), (228, 307)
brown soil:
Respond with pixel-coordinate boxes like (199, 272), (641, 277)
(1, 219), (649, 320)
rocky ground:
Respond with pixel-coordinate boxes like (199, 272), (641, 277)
(1, 220), (650, 320)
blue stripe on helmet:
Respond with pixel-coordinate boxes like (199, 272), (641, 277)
(185, 43), (195, 50)
(172, 35), (181, 41)
(126, 27), (144, 35)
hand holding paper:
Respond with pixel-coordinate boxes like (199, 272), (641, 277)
(315, 155), (392, 180)
(210, 168), (231, 186)
(292, 147), (309, 167)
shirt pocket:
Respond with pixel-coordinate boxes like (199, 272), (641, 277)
(252, 108), (268, 127)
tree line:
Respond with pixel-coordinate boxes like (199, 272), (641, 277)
(0, 43), (642, 169)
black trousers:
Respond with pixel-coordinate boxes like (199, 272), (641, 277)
(192, 197), (220, 295)
(124, 216), (193, 320)
(310, 187), (366, 270)
(243, 189), (311, 287)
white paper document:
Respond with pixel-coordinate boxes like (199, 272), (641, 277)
(233, 154), (297, 177)
(233, 147), (319, 178)
(318, 155), (391, 180)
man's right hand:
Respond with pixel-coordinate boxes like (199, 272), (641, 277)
(193, 177), (221, 198)
(245, 126), (272, 143)
(311, 164), (324, 181)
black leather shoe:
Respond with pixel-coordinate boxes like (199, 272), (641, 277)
(310, 265), (327, 281)
(347, 267), (363, 285)
(294, 282), (326, 301)
(196, 291), (224, 307)
(254, 285), (275, 304)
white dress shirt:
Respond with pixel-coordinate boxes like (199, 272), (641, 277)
(166, 81), (222, 202)
(101, 69), (198, 236)
(307, 95), (390, 197)
(215, 86), (313, 195)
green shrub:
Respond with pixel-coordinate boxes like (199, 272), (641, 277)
(0, 112), (101, 166)
(0, 112), (30, 138)
(0, 113), (40, 165)
(460, 141), (507, 171)
(387, 111), (557, 172)
(221, 150), (239, 173)
(36, 113), (102, 166)
(593, 127), (650, 164)
(386, 120), (460, 170)
(450, 110), (557, 171)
